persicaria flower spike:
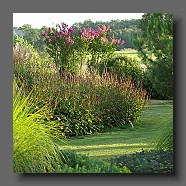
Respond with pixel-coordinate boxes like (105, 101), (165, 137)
(107, 25), (111, 33)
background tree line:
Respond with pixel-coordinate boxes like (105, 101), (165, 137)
(13, 19), (141, 51)
(13, 25), (48, 51)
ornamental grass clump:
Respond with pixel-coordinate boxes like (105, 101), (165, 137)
(156, 119), (173, 151)
(13, 80), (65, 173)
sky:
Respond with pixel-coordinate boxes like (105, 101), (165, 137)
(13, 13), (144, 28)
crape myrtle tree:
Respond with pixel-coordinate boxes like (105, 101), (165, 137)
(42, 22), (125, 77)
(133, 13), (173, 99)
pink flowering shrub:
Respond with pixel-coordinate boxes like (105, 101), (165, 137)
(42, 22), (77, 75)
(77, 25), (125, 71)
(42, 22), (125, 75)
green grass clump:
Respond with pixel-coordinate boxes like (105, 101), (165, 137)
(13, 80), (65, 173)
(156, 120), (173, 151)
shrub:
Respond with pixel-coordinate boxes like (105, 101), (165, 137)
(59, 150), (131, 173)
(13, 35), (56, 91)
(99, 54), (144, 85)
(133, 13), (173, 99)
(14, 65), (149, 137)
(110, 149), (173, 174)
(42, 23), (125, 76)
(42, 72), (149, 137)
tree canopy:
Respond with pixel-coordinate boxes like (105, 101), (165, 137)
(133, 13), (173, 99)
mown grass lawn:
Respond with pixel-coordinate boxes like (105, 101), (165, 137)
(114, 50), (141, 62)
(59, 100), (173, 160)
(114, 49), (156, 63)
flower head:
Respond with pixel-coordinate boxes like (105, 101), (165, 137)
(100, 37), (108, 43)
(69, 40), (74, 45)
(101, 25), (107, 32)
(92, 30), (99, 37)
(121, 40), (125, 45)
(61, 22), (68, 29)
(56, 24), (61, 30)
(48, 27), (51, 32)
(42, 33), (48, 38)
(49, 36), (54, 43)
(68, 27), (76, 33)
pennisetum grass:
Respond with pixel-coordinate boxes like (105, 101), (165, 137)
(13, 79), (66, 173)
(155, 119), (173, 151)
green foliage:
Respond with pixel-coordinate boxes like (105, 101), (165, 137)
(156, 120), (173, 151)
(13, 35), (55, 92)
(13, 35), (37, 53)
(101, 54), (144, 85)
(13, 80), (65, 173)
(59, 150), (131, 173)
(111, 150), (173, 174)
(42, 73), (148, 137)
(14, 53), (148, 137)
(13, 78), (131, 173)
(13, 35), (39, 91)
(14, 24), (47, 51)
(13, 38), (148, 138)
(133, 13), (173, 99)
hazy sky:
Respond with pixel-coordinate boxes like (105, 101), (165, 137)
(13, 13), (144, 28)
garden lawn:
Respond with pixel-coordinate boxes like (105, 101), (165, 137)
(114, 50), (141, 62)
(59, 100), (173, 160)
(114, 49), (156, 63)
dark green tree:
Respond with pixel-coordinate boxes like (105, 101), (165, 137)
(18, 24), (39, 46)
(133, 13), (173, 99)
(17, 24), (47, 51)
